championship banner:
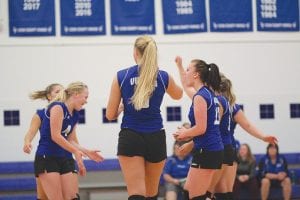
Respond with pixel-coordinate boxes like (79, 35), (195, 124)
(110, 0), (155, 35)
(209, 0), (253, 32)
(257, 0), (299, 31)
(60, 0), (106, 36)
(9, 0), (55, 36)
(162, 0), (207, 34)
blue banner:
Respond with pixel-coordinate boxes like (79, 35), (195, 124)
(162, 0), (207, 34)
(209, 0), (253, 32)
(257, 0), (299, 31)
(110, 0), (155, 35)
(9, 0), (55, 36)
(60, 0), (106, 36)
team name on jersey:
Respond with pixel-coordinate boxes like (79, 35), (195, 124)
(130, 77), (158, 87)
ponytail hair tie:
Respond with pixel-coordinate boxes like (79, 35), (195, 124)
(207, 64), (211, 71)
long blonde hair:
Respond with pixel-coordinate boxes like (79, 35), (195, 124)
(51, 81), (87, 103)
(219, 74), (236, 107)
(131, 35), (158, 110)
(29, 83), (62, 101)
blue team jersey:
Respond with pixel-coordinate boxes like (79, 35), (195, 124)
(36, 102), (79, 157)
(258, 155), (289, 178)
(117, 65), (169, 133)
(217, 95), (232, 145)
(229, 103), (242, 148)
(188, 86), (223, 151)
(163, 155), (192, 179)
(36, 109), (44, 123)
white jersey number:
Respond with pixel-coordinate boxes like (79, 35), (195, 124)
(214, 97), (220, 125)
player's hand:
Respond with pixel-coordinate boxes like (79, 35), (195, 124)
(74, 150), (86, 176)
(85, 149), (104, 163)
(173, 127), (192, 141)
(178, 142), (193, 156)
(263, 135), (278, 145)
(175, 56), (183, 68)
(23, 143), (32, 154)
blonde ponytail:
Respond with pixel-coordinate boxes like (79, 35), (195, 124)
(220, 74), (236, 107)
(131, 36), (158, 110)
(29, 83), (62, 101)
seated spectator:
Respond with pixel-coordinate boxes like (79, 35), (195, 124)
(258, 143), (292, 200)
(163, 139), (192, 200)
(233, 143), (259, 199)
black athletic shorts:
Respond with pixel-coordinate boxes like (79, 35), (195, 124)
(34, 155), (75, 177)
(233, 147), (240, 164)
(222, 144), (235, 166)
(190, 148), (224, 169)
(117, 128), (167, 163)
(270, 180), (284, 188)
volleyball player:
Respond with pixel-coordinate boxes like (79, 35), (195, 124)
(174, 56), (224, 200)
(23, 83), (70, 200)
(213, 75), (278, 200)
(106, 35), (183, 200)
(206, 91), (235, 200)
(34, 82), (103, 200)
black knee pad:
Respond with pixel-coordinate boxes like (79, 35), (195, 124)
(191, 194), (207, 200)
(205, 191), (216, 199)
(205, 191), (212, 197)
(183, 190), (189, 200)
(128, 195), (146, 200)
(145, 195), (157, 200)
(226, 192), (233, 200)
(214, 192), (227, 200)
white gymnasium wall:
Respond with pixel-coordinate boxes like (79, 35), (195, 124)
(0, 0), (300, 161)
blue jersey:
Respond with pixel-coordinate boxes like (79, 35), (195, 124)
(36, 109), (44, 123)
(229, 103), (242, 148)
(117, 65), (169, 133)
(163, 155), (192, 179)
(36, 108), (73, 158)
(258, 155), (289, 178)
(217, 95), (232, 145)
(36, 102), (79, 157)
(188, 86), (223, 151)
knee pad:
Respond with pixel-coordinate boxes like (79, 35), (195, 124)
(205, 191), (212, 197)
(205, 191), (216, 199)
(214, 192), (227, 200)
(191, 194), (207, 200)
(226, 192), (233, 200)
(128, 195), (146, 200)
(145, 195), (157, 200)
